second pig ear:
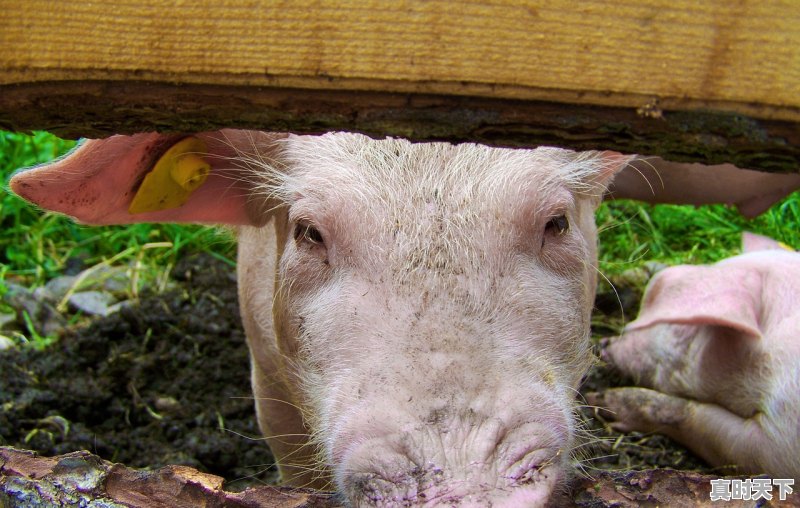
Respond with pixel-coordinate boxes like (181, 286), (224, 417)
(10, 130), (287, 226)
(626, 264), (763, 339)
(742, 231), (794, 253)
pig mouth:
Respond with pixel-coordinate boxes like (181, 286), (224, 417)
(345, 460), (561, 507)
(340, 439), (565, 507)
(331, 403), (572, 506)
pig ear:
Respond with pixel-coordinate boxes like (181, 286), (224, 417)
(588, 151), (634, 189)
(741, 231), (794, 253)
(627, 264), (762, 339)
(9, 130), (285, 226)
(574, 150), (633, 204)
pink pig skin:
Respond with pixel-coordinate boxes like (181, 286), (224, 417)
(608, 158), (800, 218)
(596, 234), (800, 479)
(10, 131), (800, 504)
(12, 130), (628, 506)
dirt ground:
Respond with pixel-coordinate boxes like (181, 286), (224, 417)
(0, 253), (713, 493)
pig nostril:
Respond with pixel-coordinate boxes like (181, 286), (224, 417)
(502, 446), (559, 487)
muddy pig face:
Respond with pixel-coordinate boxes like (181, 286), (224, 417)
(252, 133), (625, 505)
(10, 130), (628, 506)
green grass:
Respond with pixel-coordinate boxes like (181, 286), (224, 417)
(1, 131), (236, 291)
(596, 193), (800, 277)
(2, 130), (798, 289)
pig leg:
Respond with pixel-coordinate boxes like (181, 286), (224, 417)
(591, 326), (766, 473)
(589, 387), (772, 474)
(609, 157), (800, 218)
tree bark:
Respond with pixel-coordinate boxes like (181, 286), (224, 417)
(3, 447), (797, 507)
(1, 81), (798, 174)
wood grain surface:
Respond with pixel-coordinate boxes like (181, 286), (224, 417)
(2, 0), (799, 121)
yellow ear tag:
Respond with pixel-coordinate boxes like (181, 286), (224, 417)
(128, 137), (211, 214)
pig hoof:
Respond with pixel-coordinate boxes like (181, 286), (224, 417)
(584, 392), (621, 424)
(585, 390), (642, 433)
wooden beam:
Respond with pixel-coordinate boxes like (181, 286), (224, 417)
(2, 80), (797, 173)
(3, 0), (799, 118)
(1, 0), (798, 172)
(0, 447), (771, 507)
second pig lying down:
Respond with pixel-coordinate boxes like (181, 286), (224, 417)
(592, 232), (800, 480)
(10, 130), (800, 506)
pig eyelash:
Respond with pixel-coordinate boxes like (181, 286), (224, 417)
(545, 215), (569, 236)
(294, 223), (325, 246)
(542, 215), (569, 248)
(539, 213), (570, 250)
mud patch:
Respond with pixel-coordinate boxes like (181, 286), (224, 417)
(0, 254), (276, 490)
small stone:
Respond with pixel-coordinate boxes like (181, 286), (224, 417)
(40, 313), (68, 338)
(0, 334), (15, 350)
(47, 266), (132, 301)
(3, 283), (66, 337)
(154, 396), (181, 413)
(68, 291), (118, 317)
(84, 266), (131, 296)
(3, 283), (33, 307)
(0, 311), (17, 330)
(43, 275), (79, 302)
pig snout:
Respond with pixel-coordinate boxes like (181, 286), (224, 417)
(340, 418), (564, 506)
(336, 405), (569, 506)
(326, 337), (572, 505)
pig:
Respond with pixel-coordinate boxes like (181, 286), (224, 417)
(592, 232), (800, 480)
(9, 130), (800, 505)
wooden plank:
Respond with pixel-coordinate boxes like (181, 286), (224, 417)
(1, 80), (798, 174)
(4, 447), (789, 508)
(1, 1), (798, 172)
(1, 0), (798, 121)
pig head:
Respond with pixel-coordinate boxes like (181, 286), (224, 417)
(12, 130), (627, 505)
(593, 232), (800, 479)
(10, 130), (799, 505)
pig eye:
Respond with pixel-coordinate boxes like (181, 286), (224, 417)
(544, 215), (569, 237)
(294, 223), (325, 246)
